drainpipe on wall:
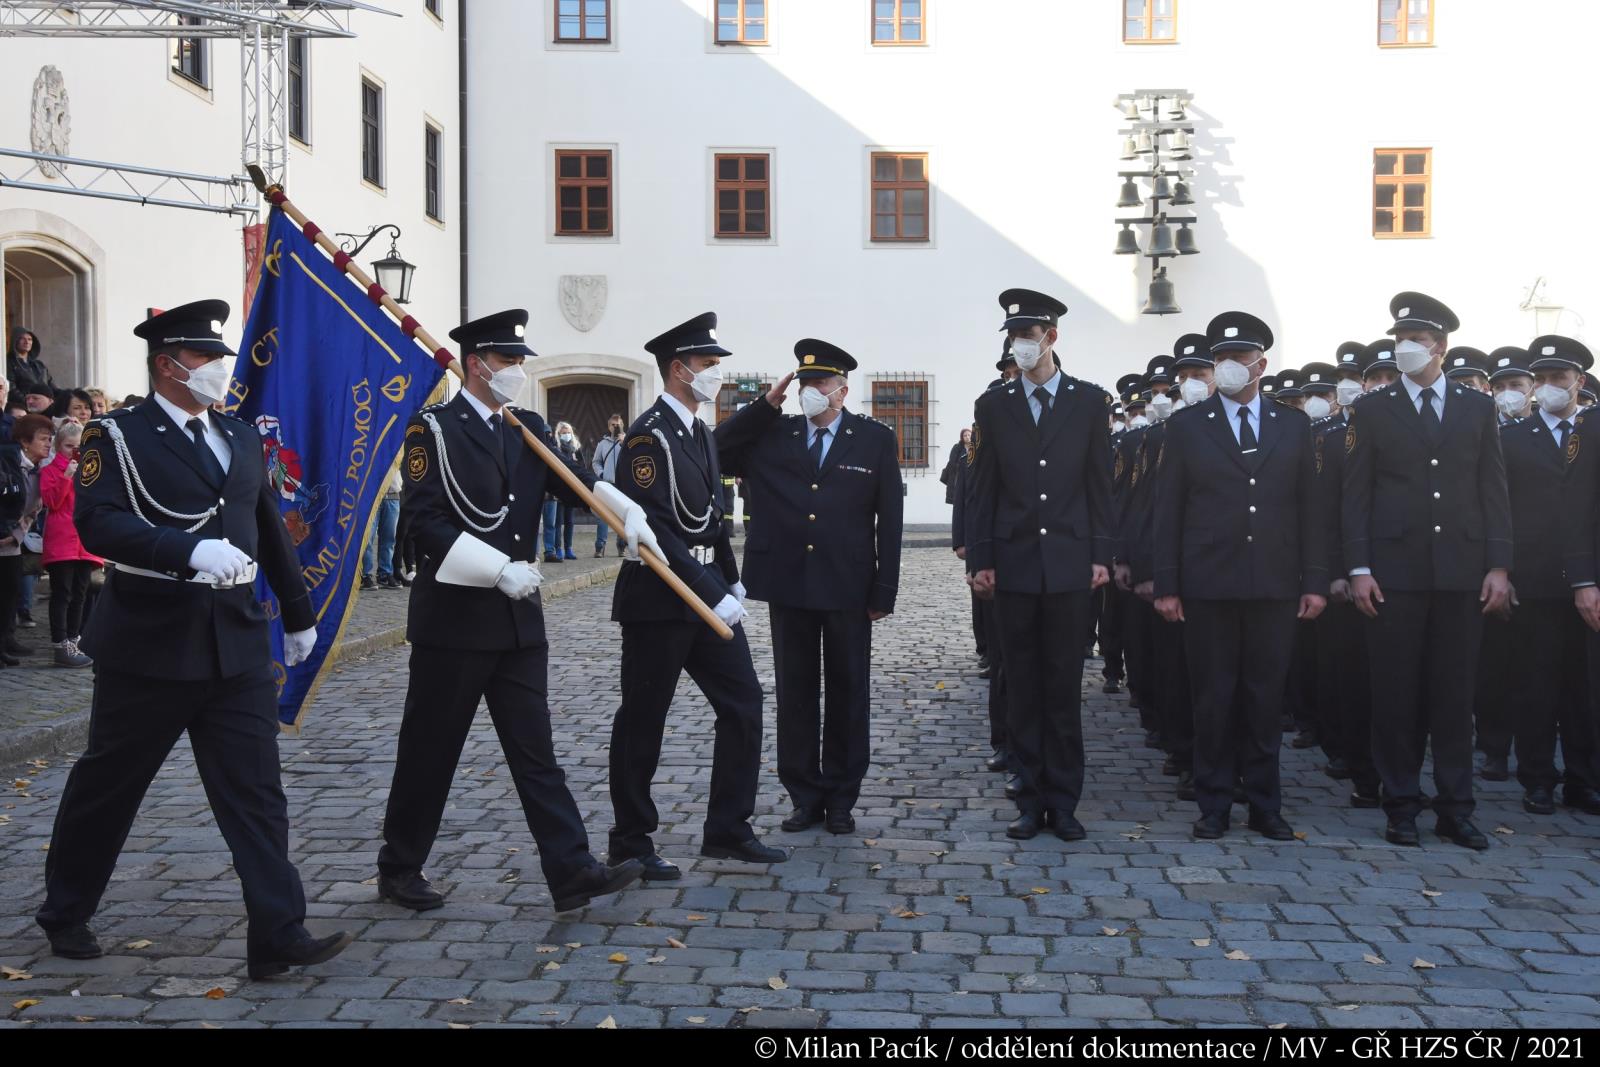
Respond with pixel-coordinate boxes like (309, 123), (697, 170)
(456, 0), (469, 328)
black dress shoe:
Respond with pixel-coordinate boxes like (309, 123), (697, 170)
(1004, 773), (1022, 800)
(1144, 729), (1164, 750)
(825, 810), (856, 835)
(1161, 754), (1179, 777)
(1350, 788), (1382, 809)
(1175, 770), (1196, 802)
(1247, 811), (1296, 841)
(701, 838), (789, 864)
(1385, 818), (1421, 847)
(550, 859), (644, 912)
(1480, 755), (1509, 782)
(1291, 729), (1320, 750)
(1523, 787), (1556, 815)
(46, 923), (103, 960)
(378, 870), (445, 911)
(1192, 813), (1229, 840)
(248, 930), (355, 980)
(985, 749), (1010, 773)
(978, 665), (994, 679)
(1436, 817), (1488, 851)
(1048, 811), (1085, 842)
(1006, 811), (1042, 840)
(1562, 786), (1600, 816)
(1102, 678), (1123, 695)
(627, 854), (681, 882)
(1325, 756), (1352, 780)
(780, 807), (824, 832)
(976, 655), (990, 670)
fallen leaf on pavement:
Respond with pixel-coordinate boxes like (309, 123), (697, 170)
(954, 895), (971, 903)
(1337, 1004), (1358, 1011)
(565, 942), (582, 948)
(596, 1016), (617, 1030)
(204, 988), (227, 1000)
(1494, 826), (1514, 835)
(870, 864), (883, 872)
(447, 1023), (471, 1030)
(12, 999), (39, 1010)
(1422, 890), (1442, 898)
(448, 998), (472, 1006)
(768, 977), (787, 990)
(686, 915), (706, 922)
(1269, 1023), (1287, 1029)
(1101, 927), (1120, 937)
(607, 953), (629, 963)
(935, 681), (945, 690)
(200, 1022), (222, 1030)
(646, 956), (666, 965)
(1292, 831), (1308, 841)
(1031, 887), (1049, 895)
(535, 945), (558, 953)
(543, 962), (560, 972)
(1412, 958), (1436, 970)
(666, 937), (687, 950)
(1192, 938), (1211, 948)
(1363, 954), (1386, 966)
(738, 1006), (761, 1015)
(2, 967), (31, 981)
(1225, 950), (1251, 961)
(125, 940), (154, 950)
(863, 839), (878, 847)
(686, 1016), (707, 1024)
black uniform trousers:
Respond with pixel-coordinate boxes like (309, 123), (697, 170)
(977, 597), (1008, 752)
(1099, 583), (1126, 682)
(1475, 614), (1517, 761)
(1155, 616), (1192, 771)
(1286, 622), (1318, 733)
(971, 589), (988, 658)
(1182, 599), (1298, 819)
(994, 589), (1091, 815)
(770, 605), (871, 815)
(378, 642), (591, 888)
(1364, 591), (1482, 822)
(609, 620), (763, 859)
(37, 665), (305, 955)
(1510, 599), (1593, 793)
(1123, 596), (1157, 730)
(1321, 601), (1379, 795)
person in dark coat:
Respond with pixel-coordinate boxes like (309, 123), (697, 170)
(6, 326), (53, 395)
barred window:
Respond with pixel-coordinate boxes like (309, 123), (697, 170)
(872, 378), (930, 467)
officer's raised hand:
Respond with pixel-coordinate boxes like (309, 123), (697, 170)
(189, 539), (252, 582)
(1479, 567), (1512, 617)
(1351, 573), (1384, 618)
(764, 371), (798, 409)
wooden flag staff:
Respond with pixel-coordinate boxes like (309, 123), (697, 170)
(246, 165), (733, 640)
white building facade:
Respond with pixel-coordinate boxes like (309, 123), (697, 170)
(466, 0), (1597, 523)
(1, 2), (461, 400)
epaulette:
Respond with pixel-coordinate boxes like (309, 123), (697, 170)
(215, 407), (251, 426)
(98, 407), (135, 420)
(420, 400), (450, 412)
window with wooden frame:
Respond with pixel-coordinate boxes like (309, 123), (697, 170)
(716, 0), (767, 45)
(1123, 0), (1176, 43)
(360, 78), (384, 188)
(716, 377), (772, 423)
(714, 154), (770, 238)
(172, 16), (208, 87)
(873, 0), (924, 45)
(872, 378), (930, 468)
(1373, 149), (1430, 237)
(555, 150), (613, 236)
(1379, 0), (1432, 46)
(288, 35), (309, 144)
(425, 123), (444, 222)
(870, 153), (930, 242)
(556, 0), (610, 42)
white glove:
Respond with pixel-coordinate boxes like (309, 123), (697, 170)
(495, 561), (542, 600)
(592, 482), (661, 563)
(284, 627), (317, 668)
(188, 539), (252, 582)
(732, 581), (747, 603)
(713, 593), (748, 628)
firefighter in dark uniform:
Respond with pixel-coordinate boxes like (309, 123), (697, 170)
(1563, 360), (1600, 811)
(36, 301), (353, 978)
(1344, 293), (1514, 850)
(716, 340), (904, 835)
(608, 312), (788, 875)
(1154, 312), (1327, 840)
(969, 288), (1116, 842)
(1112, 375), (1157, 745)
(376, 310), (648, 914)
(1503, 336), (1598, 815)
(1445, 346), (1493, 394)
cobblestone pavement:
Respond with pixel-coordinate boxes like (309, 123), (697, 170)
(2, 548), (1598, 1029)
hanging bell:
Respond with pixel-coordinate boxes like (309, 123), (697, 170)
(1117, 178), (1142, 209)
(1170, 179), (1194, 206)
(1147, 216), (1177, 257)
(1119, 135), (1139, 160)
(1151, 173), (1172, 199)
(1117, 98), (1140, 120)
(1167, 129), (1192, 159)
(1135, 128), (1155, 154)
(1142, 267), (1181, 316)
(1114, 224), (1141, 255)
(1166, 96), (1188, 121)
(1176, 223), (1199, 255)
(1136, 94), (1156, 116)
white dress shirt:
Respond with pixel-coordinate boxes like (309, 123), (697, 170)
(1025, 370), (1063, 425)
(461, 387), (503, 428)
(660, 391), (703, 434)
(1400, 372), (1447, 416)
(153, 390), (231, 473)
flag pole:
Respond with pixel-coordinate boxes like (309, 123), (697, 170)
(247, 166), (735, 641)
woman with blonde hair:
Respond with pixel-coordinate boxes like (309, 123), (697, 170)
(542, 421), (585, 562)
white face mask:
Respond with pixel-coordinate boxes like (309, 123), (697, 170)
(166, 354), (231, 407)
(1214, 354), (1261, 397)
(1394, 339), (1434, 375)
(1179, 377), (1211, 406)
(1148, 393), (1174, 421)
(474, 357), (527, 405)
(1495, 390), (1526, 418)
(1304, 396), (1333, 421)
(676, 362), (723, 404)
(1112, 420), (1127, 433)
(800, 384), (844, 420)
(1335, 379), (1365, 407)
(1128, 413), (1149, 429)
(559, 432), (574, 444)
(1010, 334), (1051, 372)
(1534, 383), (1575, 413)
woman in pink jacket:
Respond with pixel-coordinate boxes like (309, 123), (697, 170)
(40, 420), (99, 667)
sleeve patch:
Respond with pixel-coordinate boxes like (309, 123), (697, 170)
(78, 449), (102, 488)
(1344, 426), (1357, 455)
(1569, 431), (1581, 466)
(632, 455), (657, 489)
(406, 446), (428, 481)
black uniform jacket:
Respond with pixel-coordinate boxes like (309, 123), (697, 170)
(1501, 414), (1575, 599)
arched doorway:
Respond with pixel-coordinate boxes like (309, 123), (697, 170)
(0, 214), (103, 389)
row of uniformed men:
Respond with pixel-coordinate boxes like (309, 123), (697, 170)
(955, 286), (1600, 847)
(33, 300), (904, 975)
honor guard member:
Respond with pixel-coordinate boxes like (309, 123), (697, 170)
(1581, 374), (1598, 407)
(1445, 347), (1493, 394)
(1489, 347), (1535, 425)
(1274, 370), (1308, 412)
(377, 309), (651, 913)
(716, 340), (904, 835)
(36, 301), (353, 978)
(1503, 337), (1598, 815)
(969, 288), (1116, 842)
(1344, 293), (1514, 850)
(1299, 361), (1347, 770)
(1564, 360), (1600, 808)
(1153, 312), (1327, 840)
(1275, 363), (1319, 751)
(1362, 339), (1401, 393)
(609, 312), (788, 874)
(1113, 374), (1157, 742)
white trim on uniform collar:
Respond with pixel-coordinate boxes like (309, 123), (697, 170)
(660, 390), (701, 432)
(153, 390), (212, 435)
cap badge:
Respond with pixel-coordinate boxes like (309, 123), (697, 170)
(1398, 307), (1411, 317)
(1225, 327), (1239, 338)
(1009, 304), (1020, 314)
(708, 328), (718, 340)
(1543, 345), (1557, 356)
(803, 354), (816, 365)
(514, 324), (525, 338)
(1182, 345), (1195, 355)
(209, 320), (223, 334)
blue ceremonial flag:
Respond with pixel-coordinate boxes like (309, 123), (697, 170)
(228, 207), (445, 729)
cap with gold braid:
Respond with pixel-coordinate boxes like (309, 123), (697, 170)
(792, 338), (859, 381)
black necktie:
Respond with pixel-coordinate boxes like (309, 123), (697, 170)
(1237, 406), (1257, 453)
(1034, 386), (1053, 427)
(186, 418), (225, 486)
(693, 419), (712, 467)
(1559, 419), (1573, 453)
(489, 412), (509, 468)
(810, 426), (829, 471)
(1419, 387), (1442, 443)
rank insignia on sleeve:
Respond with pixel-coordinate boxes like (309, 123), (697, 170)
(406, 446), (428, 481)
(81, 425), (102, 443)
(1569, 431), (1581, 466)
(406, 423), (425, 438)
(627, 435), (654, 448)
(78, 450), (102, 488)
(632, 455), (656, 489)
(1344, 426), (1357, 455)
(1114, 452), (1126, 482)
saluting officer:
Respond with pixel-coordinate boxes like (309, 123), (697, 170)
(376, 310), (651, 914)
(1154, 312), (1326, 841)
(716, 340), (904, 835)
(36, 301), (352, 978)
(969, 288), (1115, 842)
(1343, 293), (1513, 850)
(609, 312), (788, 875)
